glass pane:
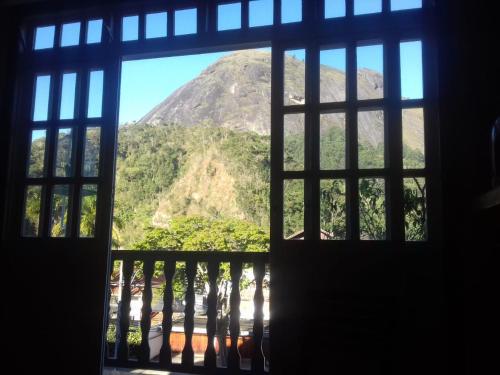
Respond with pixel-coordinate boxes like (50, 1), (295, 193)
(391, 0), (422, 11)
(87, 19), (103, 44)
(23, 185), (43, 237)
(320, 48), (346, 103)
(284, 179), (304, 239)
(404, 177), (427, 241)
(284, 49), (305, 105)
(357, 44), (384, 100)
(28, 129), (47, 178)
(122, 15), (139, 41)
(282, 0), (302, 24)
(218, 2), (242, 31)
(34, 25), (55, 50)
(400, 40), (423, 100)
(359, 178), (386, 240)
(55, 128), (74, 177)
(320, 112), (345, 170)
(33, 75), (51, 121)
(175, 8), (197, 35)
(80, 184), (98, 238)
(320, 179), (346, 240)
(60, 22), (80, 47)
(354, 0), (382, 15)
(146, 12), (167, 39)
(403, 108), (425, 169)
(88, 70), (104, 118)
(358, 110), (385, 169)
(284, 113), (304, 171)
(60, 72), (77, 120)
(50, 185), (70, 238)
(83, 127), (101, 177)
(325, 0), (346, 18)
(250, 0), (273, 27)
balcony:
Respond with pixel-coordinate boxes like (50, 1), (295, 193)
(104, 250), (270, 375)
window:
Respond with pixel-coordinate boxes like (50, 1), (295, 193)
(146, 12), (167, 39)
(122, 15), (139, 41)
(60, 22), (81, 47)
(86, 19), (103, 44)
(325, 0), (346, 18)
(33, 75), (51, 121)
(282, 0), (302, 24)
(34, 25), (55, 50)
(250, 0), (274, 27)
(175, 8), (197, 35)
(11, 3), (438, 374)
(218, 2), (242, 31)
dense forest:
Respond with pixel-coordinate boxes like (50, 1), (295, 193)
(23, 121), (426, 246)
(23, 50), (427, 247)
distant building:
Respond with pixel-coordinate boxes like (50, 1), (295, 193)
(286, 229), (335, 240)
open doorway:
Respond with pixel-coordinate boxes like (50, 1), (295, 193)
(106, 48), (273, 371)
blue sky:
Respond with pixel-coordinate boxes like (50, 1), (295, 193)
(32, 0), (423, 124)
(33, 1), (422, 49)
(120, 52), (231, 123)
(120, 40), (422, 123)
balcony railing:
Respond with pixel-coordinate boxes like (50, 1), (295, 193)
(104, 250), (270, 374)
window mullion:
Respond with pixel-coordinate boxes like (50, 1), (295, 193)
(421, 33), (441, 244)
(95, 60), (120, 241)
(386, 37), (404, 242)
(40, 71), (61, 237)
(271, 44), (284, 243)
(70, 68), (89, 237)
(346, 41), (359, 241)
(382, 0), (391, 13)
(274, 0), (282, 25)
(305, 44), (320, 240)
(241, 0), (249, 30)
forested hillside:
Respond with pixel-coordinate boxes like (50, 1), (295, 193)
(23, 50), (427, 248)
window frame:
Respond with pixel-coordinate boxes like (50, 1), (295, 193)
(6, 0), (441, 248)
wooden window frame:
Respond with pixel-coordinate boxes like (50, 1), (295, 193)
(3, 1), (441, 371)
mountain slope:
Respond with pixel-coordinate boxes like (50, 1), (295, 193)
(139, 50), (272, 135)
(137, 50), (424, 153)
(24, 50), (426, 248)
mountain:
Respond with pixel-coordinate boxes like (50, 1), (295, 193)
(138, 50), (424, 152)
(139, 50), (272, 135)
(24, 50), (426, 247)
(113, 125), (271, 247)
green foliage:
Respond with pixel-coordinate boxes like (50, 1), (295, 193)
(50, 187), (69, 237)
(131, 216), (268, 299)
(23, 186), (42, 236)
(219, 131), (271, 228)
(403, 145), (426, 169)
(359, 143), (385, 169)
(80, 186), (97, 237)
(106, 323), (142, 346)
(320, 180), (347, 239)
(404, 177), (427, 241)
(320, 126), (346, 170)
(283, 179), (304, 238)
(359, 178), (386, 240)
(133, 216), (269, 252)
(28, 136), (46, 178)
(54, 130), (73, 177)
(113, 124), (187, 248)
(25, 118), (427, 244)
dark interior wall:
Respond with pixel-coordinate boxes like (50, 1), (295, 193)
(436, 1), (500, 374)
(0, 1), (498, 374)
(0, 3), (110, 374)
